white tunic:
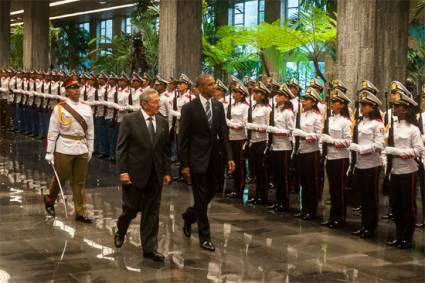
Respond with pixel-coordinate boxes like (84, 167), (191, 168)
(47, 98), (94, 155)
(299, 109), (323, 154)
(355, 118), (385, 169)
(325, 114), (352, 160)
(226, 101), (249, 141)
(268, 106), (295, 151)
(247, 103), (271, 143)
(388, 120), (423, 175)
(159, 90), (170, 116)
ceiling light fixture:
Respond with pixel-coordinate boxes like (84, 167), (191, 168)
(49, 3), (137, 20)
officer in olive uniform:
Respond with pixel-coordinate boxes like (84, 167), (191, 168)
(43, 75), (94, 223)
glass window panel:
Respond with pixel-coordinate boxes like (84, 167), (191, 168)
(287, 7), (298, 18)
(244, 0), (258, 26)
(288, 0), (298, 8)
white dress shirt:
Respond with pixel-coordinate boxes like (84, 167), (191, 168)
(141, 108), (156, 132)
(326, 114), (352, 160)
(269, 106), (295, 151)
(355, 117), (385, 169)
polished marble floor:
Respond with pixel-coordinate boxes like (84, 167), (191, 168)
(0, 131), (424, 282)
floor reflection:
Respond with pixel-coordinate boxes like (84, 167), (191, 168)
(0, 131), (424, 282)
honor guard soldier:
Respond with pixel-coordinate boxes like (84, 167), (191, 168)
(0, 69), (10, 128)
(94, 71), (109, 158)
(350, 81), (384, 239)
(245, 82), (272, 205)
(320, 87), (352, 228)
(104, 72), (119, 160)
(155, 75), (169, 118)
(266, 83), (295, 211)
(288, 79), (301, 115)
(143, 72), (152, 90)
(11, 70), (23, 131)
(384, 81), (424, 249)
(226, 80), (249, 198)
(309, 78), (325, 116)
(117, 72), (131, 124)
(44, 74), (94, 223)
(293, 87), (323, 220)
(128, 72), (143, 112)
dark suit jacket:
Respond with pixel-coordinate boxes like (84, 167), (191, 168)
(116, 111), (171, 189)
(178, 96), (233, 174)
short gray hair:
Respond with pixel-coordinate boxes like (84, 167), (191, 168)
(139, 87), (158, 103)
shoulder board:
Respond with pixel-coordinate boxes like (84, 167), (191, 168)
(313, 110), (321, 115)
(376, 118), (383, 123)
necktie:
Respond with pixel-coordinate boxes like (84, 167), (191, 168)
(205, 100), (212, 126)
(147, 117), (155, 142)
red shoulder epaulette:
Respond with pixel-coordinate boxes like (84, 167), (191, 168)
(313, 109), (321, 115)
(376, 118), (383, 123)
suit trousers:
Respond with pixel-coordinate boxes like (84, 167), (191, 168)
(116, 168), (162, 254)
(390, 172), (417, 242)
(183, 160), (217, 243)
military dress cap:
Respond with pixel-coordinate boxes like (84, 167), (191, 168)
(88, 72), (97, 80)
(288, 78), (300, 88)
(310, 78), (324, 92)
(231, 81), (249, 96)
(270, 79), (280, 90)
(63, 74), (80, 89)
(331, 79), (347, 93)
(243, 76), (256, 87)
(98, 71), (109, 80)
(108, 72), (118, 80)
(155, 74), (168, 85)
(177, 73), (193, 86)
(358, 90), (382, 107)
(216, 79), (229, 93)
(253, 81), (271, 95)
(304, 87), (321, 102)
(330, 88), (351, 104)
(168, 76), (176, 83)
(143, 72), (152, 81)
(276, 83), (295, 99)
(359, 80), (379, 95)
(390, 81), (417, 107)
(119, 72), (130, 82)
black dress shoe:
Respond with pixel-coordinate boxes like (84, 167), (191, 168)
(386, 239), (400, 246)
(361, 229), (375, 239)
(75, 214), (93, 223)
(226, 192), (238, 198)
(302, 213), (314, 220)
(328, 220), (343, 229)
(182, 213), (191, 238)
(200, 240), (215, 251)
(143, 251), (165, 262)
(381, 213), (393, 220)
(352, 227), (366, 236)
(247, 198), (257, 204)
(416, 222), (425, 228)
(294, 212), (305, 218)
(114, 232), (125, 248)
(396, 240), (412, 249)
(43, 195), (55, 217)
(352, 206), (362, 212)
(320, 220), (331, 226)
(267, 203), (278, 210)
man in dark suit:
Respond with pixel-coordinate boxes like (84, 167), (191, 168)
(179, 74), (235, 251)
(114, 88), (172, 262)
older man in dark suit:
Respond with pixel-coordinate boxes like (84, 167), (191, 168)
(179, 74), (235, 251)
(114, 88), (172, 262)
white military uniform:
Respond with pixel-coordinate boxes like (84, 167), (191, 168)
(267, 106), (295, 151)
(226, 101), (249, 141)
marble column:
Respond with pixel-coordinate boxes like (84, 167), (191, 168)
(264, 0), (282, 79)
(336, 0), (410, 101)
(0, 0), (11, 68)
(158, 0), (202, 80)
(23, 0), (49, 70)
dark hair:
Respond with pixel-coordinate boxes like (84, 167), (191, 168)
(195, 74), (213, 87)
(368, 105), (382, 120)
(405, 106), (419, 127)
(340, 103), (350, 119)
(283, 100), (293, 111)
(255, 90), (269, 105)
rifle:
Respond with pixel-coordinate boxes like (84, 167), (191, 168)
(417, 84), (425, 226)
(39, 79), (45, 112)
(31, 79), (37, 108)
(171, 90), (179, 136)
(267, 92), (275, 152)
(128, 87), (133, 112)
(93, 88), (99, 116)
(383, 92), (393, 193)
(44, 79), (52, 112)
(227, 89), (232, 120)
(110, 86), (118, 128)
(83, 84), (88, 101)
(102, 85), (109, 118)
(19, 79), (25, 107)
(12, 77), (18, 105)
(347, 92), (360, 189)
(24, 79), (31, 107)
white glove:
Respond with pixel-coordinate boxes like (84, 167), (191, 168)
(45, 153), (54, 164)
(266, 126), (276, 133)
(422, 134), (425, 144)
(349, 143), (362, 152)
(321, 134), (334, 144)
(293, 128), (308, 138)
(245, 122), (257, 130)
(88, 151), (92, 161)
(171, 110), (181, 118)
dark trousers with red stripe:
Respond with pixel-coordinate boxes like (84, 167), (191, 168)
(250, 141), (268, 201)
(230, 140), (246, 197)
(299, 151), (320, 216)
(390, 172), (417, 242)
(271, 150), (291, 208)
(326, 158), (349, 223)
(357, 166), (381, 232)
